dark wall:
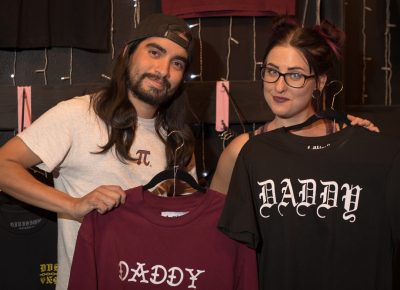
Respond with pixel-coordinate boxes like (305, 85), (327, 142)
(344, 0), (400, 106)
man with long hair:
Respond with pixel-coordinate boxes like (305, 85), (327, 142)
(0, 13), (195, 290)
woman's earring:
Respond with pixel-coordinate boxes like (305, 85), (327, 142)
(312, 89), (321, 99)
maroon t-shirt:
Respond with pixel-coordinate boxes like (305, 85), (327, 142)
(68, 187), (258, 290)
(161, 0), (296, 18)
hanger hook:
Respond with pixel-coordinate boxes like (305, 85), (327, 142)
(167, 130), (185, 171)
(325, 80), (343, 109)
(167, 130), (184, 156)
(167, 130), (185, 197)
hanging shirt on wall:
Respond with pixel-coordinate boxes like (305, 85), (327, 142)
(161, 0), (296, 18)
(0, 193), (57, 290)
(0, 166), (57, 290)
(68, 187), (258, 290)
(218, 126), (400, 290)
(0, 0), (110, 50)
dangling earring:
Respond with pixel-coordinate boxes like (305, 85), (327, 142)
(312, 89), (321, 99)
(312, 89), (322, 112)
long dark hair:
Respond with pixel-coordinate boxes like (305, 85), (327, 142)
(90, 39), (195, 170)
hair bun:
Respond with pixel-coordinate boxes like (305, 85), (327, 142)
(314, 20), (345, 58)
(271, 16), (298, 33)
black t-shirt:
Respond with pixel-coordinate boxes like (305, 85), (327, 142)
(0, 0), (110, 50)
(0, 169), (57, 290)
(218, 126), (400, 290)
(0, 197), (58, 290)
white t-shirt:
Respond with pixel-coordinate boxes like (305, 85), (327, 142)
(18, 94), (170, 290)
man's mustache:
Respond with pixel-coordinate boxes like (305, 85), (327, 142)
(141, 73), (171, 90)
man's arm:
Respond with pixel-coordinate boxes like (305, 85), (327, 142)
(347, 114), (380, 132)
(0, 137), (126, 219)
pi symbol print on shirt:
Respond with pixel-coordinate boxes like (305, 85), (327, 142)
(119, 260), (205, 288)
(135, 150), (151, 166)
(257, 178), (362, 223)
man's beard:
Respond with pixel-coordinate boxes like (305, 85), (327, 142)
(127, 72), (174, 106)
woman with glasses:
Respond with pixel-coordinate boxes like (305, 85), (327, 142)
(217, 16), (400, 290)
(210, 17), (379, 194)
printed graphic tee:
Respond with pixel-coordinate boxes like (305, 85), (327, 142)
(218, 126), (400, 290)
(68, 187), (258, 290)
(0, 196), (57, 290)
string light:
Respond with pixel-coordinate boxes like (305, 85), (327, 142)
(190, 74), (201, 79)
(252, 17), (257, 81)
(101, 74), (111, 80)
(301, 0), (309, 27)
(225, 17), (233, 80)
(133, 0), (140, 28)
(11, 49), (16, 86)
(252, 17), (263, 81)
(61, 48), (73, 85)
(188, 18), (203, 81)
(383, 0), (394, 105)
(34, 48), (48, 85)
(230, 37), (239, 45)
(361, 0), (372, 104)
(69, 48), (73, 84)
(110, 0), (115, 59)
(316, 0), (321, 25)
(198, 18), (203, 81)
(225, 17), (240, 80)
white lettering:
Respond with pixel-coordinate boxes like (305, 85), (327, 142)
(186, 268), (206, 289)
(317, 181), (339, 218)
(341, 183), (362, 223)
(118, 261), (205, 288)
(297, 179), (317, 216)
(258, 180), (277, 218)
(150, 265), (167, 285)
(118, 261), (129, 281)
(257, 178), (363, 223)
(167, 267), (184, 287)
(278, 178), (297, 216)
(128, 262), (149, 283)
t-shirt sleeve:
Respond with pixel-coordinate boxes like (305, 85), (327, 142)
(18, 97), (83, 172)
(218, 151), (260, 249)
(68, 213), (97, 290)
(387, 150), (400, 244)
(234, 242), (259, 290)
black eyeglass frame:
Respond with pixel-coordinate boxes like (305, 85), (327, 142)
(260, 67), (315, 88)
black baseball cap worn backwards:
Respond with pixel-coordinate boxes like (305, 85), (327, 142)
(128, 13), (192, 52)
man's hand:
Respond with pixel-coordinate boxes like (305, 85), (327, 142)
(347, 114), (380, 133)
(70, 185), (127, 219)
